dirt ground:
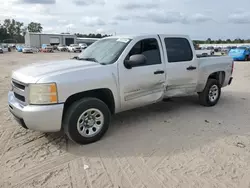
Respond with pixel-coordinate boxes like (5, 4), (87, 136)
(0, 51), (250, 188)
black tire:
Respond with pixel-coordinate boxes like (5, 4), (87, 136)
(245, 55), (249, 61)
(198, 79), (221, 107)
(63, 97), (111, 144)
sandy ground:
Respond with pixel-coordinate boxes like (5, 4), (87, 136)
(0, 51), (250, 188)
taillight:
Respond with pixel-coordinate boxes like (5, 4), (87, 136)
(231, 61), (234, 74)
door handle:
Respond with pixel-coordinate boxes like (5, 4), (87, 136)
(186, 66), (197, 70)
(154, 70), (165, 74)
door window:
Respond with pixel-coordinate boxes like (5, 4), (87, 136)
(127, 38), (161, 66)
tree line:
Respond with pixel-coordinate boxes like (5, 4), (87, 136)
(0, 19), (43, 43)
(61, 33), (111, 38)
(194, 38), (250, 45)
(0, 18), (111, 43)
(2, 18), (250, 44)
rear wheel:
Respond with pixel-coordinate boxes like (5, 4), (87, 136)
(198, 79), (221, 106)
(245, 55), (249, 61)
(63, 98), (111, 144)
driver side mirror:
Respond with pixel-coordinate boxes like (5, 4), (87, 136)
(124, 54), (147, 69)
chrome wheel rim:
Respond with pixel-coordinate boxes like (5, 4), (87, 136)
(209, 85), (219, 102)
(77, 108), (104, 137)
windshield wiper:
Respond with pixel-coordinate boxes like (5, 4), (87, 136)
(78, 57), (99, 63)
(72, 56), (106, 65)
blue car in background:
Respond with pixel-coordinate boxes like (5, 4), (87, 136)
(16, 45), (24, 52)
(228, 46), (250, 61)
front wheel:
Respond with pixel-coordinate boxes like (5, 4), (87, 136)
(63, 98), (111, 144)
(198, 79), (221, 106)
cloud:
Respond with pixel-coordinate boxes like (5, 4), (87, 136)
(58, 19), (68, 24)
(96, 28), (104, 33)
(80, 16), (105, 26)
(43, 26), (54, 32)
(73, 0), (104, 6)
(113, 15), (129, 21)
(2, 0), (250, 39)
(228, 12), (250, 24)
(18, 0), (56, 4)
(66, 24), (75, 28)
(188, 13), (212, 23)
(119, 2), (158, 10)
(108, 20), (118, 25)
(136, 9), (212, 24)
(144, 10), (183, 24)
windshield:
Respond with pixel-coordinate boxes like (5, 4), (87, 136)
(77, 38), (131, 65)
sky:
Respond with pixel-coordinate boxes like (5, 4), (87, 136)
(1, 0), (250, 40)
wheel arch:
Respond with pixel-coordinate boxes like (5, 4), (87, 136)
(207, 71), (225, 87)
(62, 88), (115, 122)
(197, 71), (225, 92)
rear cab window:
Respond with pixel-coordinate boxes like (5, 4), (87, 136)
(164, 37), (193, 63)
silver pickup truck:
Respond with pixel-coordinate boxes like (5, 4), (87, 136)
(8, 34), (234, 144)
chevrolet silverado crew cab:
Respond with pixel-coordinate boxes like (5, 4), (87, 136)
(8, 34), (234, 144)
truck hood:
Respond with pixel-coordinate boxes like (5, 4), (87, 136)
(12, 59), (100, 83)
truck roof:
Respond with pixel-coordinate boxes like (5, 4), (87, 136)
(106, 34), (190, 39)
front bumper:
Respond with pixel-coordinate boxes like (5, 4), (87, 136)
(8, 91), (64, 132)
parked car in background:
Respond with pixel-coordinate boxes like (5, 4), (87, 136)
(41, 44), (53, 52)
(0, 44), (8, 53)
(57, 44), (67, 51)
(22, 46), (38, 53)
(228, 46), (250, 61)
(79, 43), (88, 49)
(221, 46), (232, 55)
(195, 48), (214, 56)
(67, 44), (82, 52)
(16, 45), (24, 52)
(52, 45), (58, 50)
(8, 34), (234, 145)
(214, 47), (222, 52)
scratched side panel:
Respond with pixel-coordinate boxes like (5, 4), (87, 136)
(124, 82), (165, 101)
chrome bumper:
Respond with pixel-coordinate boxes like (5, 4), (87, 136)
(8, 91), (64, 132)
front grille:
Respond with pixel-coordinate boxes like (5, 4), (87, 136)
(14, 92), (25, 102)
(12, 79), (27, 104)
(12, 80), (25, 90)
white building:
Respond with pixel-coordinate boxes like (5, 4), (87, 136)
(25, 32), (77, 48)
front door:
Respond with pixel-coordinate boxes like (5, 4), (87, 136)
(118, 36), (166, 111)
(159, 36), (199, 97)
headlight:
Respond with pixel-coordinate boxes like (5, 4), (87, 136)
(29, 83), (58, 105)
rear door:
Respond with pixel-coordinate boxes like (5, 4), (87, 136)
(159, 36), (199, 96)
